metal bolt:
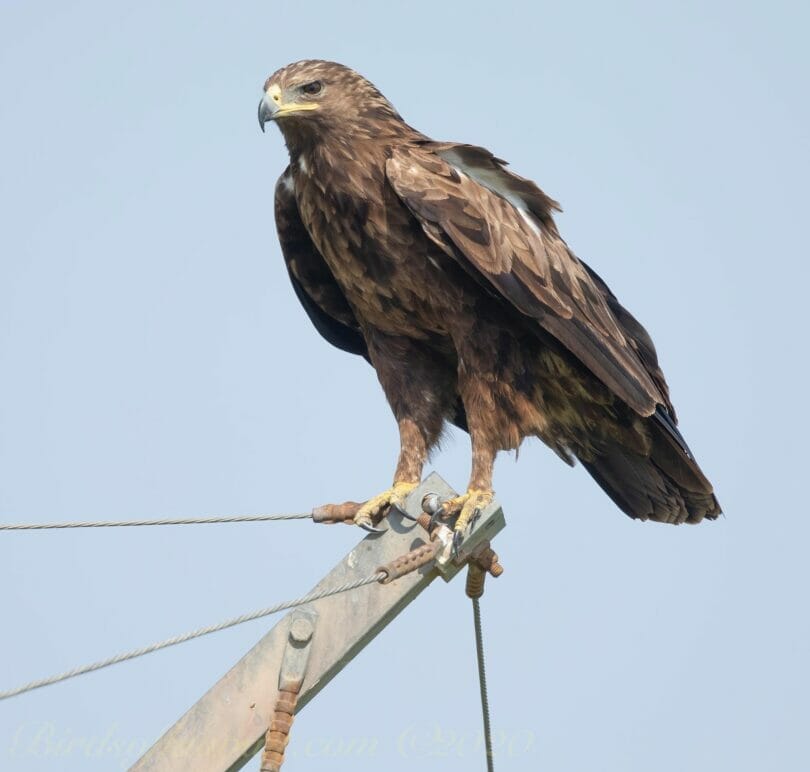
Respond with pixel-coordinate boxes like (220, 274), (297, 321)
(421, 493), (442, 516)
(488, 561), (504, 578)
(289, 618), (313, 644)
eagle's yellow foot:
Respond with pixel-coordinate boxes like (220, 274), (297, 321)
(436, 489), (494, 556)
(353, 481), (419, 532)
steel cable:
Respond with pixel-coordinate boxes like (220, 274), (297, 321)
(472, 596), (495, 772)
(0, 513), (311, 530)
(0, 571), (385, 701)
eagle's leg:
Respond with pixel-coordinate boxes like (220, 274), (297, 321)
(443, 345), (503, 553)
(352, 417), (426, 531)
(441, 433), (496, 554)
(351, 333), (452, 532)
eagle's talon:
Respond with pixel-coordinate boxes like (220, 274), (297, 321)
(450, 509), (480, 558)
(352, 481), (419, 531)
(428, 509), (445, 531)
(446, 489), (494, 557)
(390, 500), (417, 521)
(451, 528), (464, 559)
(356, 518), (387, 534)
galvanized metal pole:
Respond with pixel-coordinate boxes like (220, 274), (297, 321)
(130, 472), (505, 772)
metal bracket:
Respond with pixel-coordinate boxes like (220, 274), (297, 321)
(417, 479), (506, 583)
(433, 504), (505, 579)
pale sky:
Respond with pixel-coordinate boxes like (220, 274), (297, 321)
(1, 1), (808, 770)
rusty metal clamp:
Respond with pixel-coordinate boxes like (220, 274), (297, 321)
(376, 540), (441, 584)
(310, 501), (363, 525)
(465, 542), (503, 598)
(260, 609), (317, 772)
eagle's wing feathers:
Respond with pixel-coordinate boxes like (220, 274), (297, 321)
(386, 145), (666, 418)
(274, 167), (368, 358)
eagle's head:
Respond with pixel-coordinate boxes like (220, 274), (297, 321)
(258, 60), (404, 144)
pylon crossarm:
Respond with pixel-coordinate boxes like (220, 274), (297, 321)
(130, 473), (506, 772)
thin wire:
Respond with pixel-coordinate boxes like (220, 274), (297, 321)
(0, 571), (385, 701)
(473, 596), (495, 772)
(0, 513), (311, 530)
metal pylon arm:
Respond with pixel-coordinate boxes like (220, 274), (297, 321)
(130, 472), (505, 772)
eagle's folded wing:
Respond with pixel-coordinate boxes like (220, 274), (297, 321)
(386, 145), (667, 419)
(275, 167), (368, 359)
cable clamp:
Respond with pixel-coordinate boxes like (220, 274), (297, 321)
(260, 609), (317, 772)
(376, 540), (441, 584)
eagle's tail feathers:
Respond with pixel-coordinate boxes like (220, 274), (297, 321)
(577, 419), (721, 525)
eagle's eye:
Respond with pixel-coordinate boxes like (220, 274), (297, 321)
(301, 81), (323, 96)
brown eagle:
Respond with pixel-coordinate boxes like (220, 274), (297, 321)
(259, 60), (720, 548)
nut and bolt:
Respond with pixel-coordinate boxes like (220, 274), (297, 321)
(289, 618), (313, 644)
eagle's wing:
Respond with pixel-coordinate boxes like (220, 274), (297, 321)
(274, 167), (368, 359)
(274, 167), (473, 433)
(386, 143), (670, 418)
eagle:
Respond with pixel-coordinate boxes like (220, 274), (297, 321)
(258, 60), (720, 549)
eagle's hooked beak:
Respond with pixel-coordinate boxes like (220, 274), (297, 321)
(257, 97), (275, 133)
(258, 84), (318, 133)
